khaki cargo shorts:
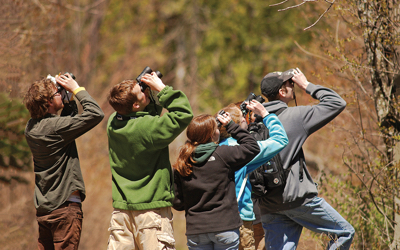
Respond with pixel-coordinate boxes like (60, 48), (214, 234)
(107, 207), (175, 250)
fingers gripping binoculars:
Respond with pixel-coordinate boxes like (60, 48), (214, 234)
(216, 110), (226, 127)
(240, 93), (265, 115)
(136, 66), (163, 92)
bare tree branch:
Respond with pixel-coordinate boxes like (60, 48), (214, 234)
(32, 0), (47, 13)
(293, 40), (336, 63)
(304, 0), (335, 30)
(334, 21), (370, 97)
(342, 151), (395, 225)
(278, 1), (307, 12)
(269, 0), (336, 30)
(269, 0), (290, 7)
(47, 0), (106, 14)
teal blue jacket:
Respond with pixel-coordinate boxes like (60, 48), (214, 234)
(107, 86), (193, 210)
(219, 114), (288, 221)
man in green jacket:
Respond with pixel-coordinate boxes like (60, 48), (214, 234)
(24, 73), (104, 250)
(106, 71), (193, 250)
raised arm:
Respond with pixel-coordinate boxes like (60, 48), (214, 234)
(246, 114), (288, 173)
(53, 75), (104, 144)
(217, 122), (260, 172)
(292, 68), (346, 136)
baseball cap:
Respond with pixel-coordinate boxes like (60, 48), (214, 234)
(261, 68), (296, 98)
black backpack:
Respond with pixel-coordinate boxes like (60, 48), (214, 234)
(248, 108), (305, 199)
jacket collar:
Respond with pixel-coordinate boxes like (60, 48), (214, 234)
(193, 142), (218, 164)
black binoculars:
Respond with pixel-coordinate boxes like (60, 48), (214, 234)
(136, 66), (163, 92)
(240, 93), (265, 116)
(216, 110), (226, 127)
(56, 72), (76, 92)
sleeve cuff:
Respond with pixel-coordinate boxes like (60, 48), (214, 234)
(73, 87), (86, 95)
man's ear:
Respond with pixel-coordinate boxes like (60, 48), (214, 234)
(47, 99), (56, 114)
(132, 102), (140, 110)
(278, 87), (287, 98)
(47, 99), (54, 108)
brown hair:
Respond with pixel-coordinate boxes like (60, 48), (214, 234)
(173, 114), (217, 177)
(107, 80), (138, 115)
(23, 78), (55, 119)
(218, 103), (242, 140)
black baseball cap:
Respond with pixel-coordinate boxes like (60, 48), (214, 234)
(261, 68), (296, 99)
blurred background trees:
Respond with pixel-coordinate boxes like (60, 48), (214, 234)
(311, 0), (400, 248)
(1, 0), (399, 249)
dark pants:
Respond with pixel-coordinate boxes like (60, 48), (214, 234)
(36, 202), (83, 250)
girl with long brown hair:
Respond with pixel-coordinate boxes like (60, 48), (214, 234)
(173, 111), (260, 250)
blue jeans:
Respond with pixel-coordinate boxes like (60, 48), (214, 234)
(261, 197), (355, 250)
(187, 228), (240, 250)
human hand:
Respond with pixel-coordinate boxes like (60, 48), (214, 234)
(140, 72), (166, 92)
(55, 73), (79, 93)
(246, 100), (269, 118)
(217, 111), (232, 127)
(291, 68), (309, 91)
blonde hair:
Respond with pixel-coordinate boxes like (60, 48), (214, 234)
(218, 103), (242, 140)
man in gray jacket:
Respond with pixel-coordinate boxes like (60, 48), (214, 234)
(258, 68), (354, 249)
(24, 73), (104, 250)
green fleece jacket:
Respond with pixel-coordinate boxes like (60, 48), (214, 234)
(107, 86), (193, 211)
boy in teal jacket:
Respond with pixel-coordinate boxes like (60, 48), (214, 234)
(106, 72), (193, 250)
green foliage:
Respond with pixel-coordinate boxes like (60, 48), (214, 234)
(0, 92), (31, 184)
(97, 0), (318, 114)
(196, 0), (315, 111)
(319, 164), (396, 249)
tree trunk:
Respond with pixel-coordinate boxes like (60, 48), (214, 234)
(357, 0), (400, 246)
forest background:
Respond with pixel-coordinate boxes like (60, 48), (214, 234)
(1, 0), (399, 249)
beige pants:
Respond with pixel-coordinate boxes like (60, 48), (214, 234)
(107, 207), (175, 250)
(239, 220), (255, 250)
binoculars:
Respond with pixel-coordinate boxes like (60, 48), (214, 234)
(216, 110), (226, 127)
(55, 72), (76, 93)
(240, 92), (265, 116)
(136, 66), (163, 92)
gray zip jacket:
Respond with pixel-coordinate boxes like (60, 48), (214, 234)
(259, 82), (346, 213)
(25, 90), (104, 214)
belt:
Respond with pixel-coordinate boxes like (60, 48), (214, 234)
(58, 201), (82, 209)
(36, 201), (82, 216)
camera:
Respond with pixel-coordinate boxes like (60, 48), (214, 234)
(240, 92), (265, 116)
(248, 122), (260, 133)
(216, 110), (226, 127)
(55, 72), (76, 93)
(136, 66), (163, 92)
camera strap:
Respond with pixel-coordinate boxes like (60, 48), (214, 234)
(116, 113), (137, 121)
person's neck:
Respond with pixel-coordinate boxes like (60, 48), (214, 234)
(278, 97), (291, 105)
(47, 108), (58, 115)
(278, 99), (290, 105)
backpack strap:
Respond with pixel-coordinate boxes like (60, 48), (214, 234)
(298, 149), (305, 182)
(116, 113), (137, 121)
(237, 174), (248, 202)
(272, 106), (305, 182)
(274, 107), (287, 116)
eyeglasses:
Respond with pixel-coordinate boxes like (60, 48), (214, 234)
(51, 89), (62, 99)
